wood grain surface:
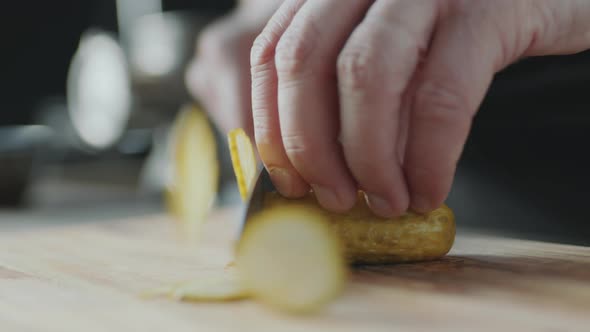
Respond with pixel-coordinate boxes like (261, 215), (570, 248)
(0, 208), (589, 332)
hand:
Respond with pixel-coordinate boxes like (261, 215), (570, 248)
(251, 0), (590, 217)
(186, 0), (283, 136)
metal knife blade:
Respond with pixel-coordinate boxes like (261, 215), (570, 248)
(237, 167), (276, 236)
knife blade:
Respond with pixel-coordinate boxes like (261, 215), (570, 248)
(237, 167), (276, 236)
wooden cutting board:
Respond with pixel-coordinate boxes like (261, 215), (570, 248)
(0, 208), (589, 332)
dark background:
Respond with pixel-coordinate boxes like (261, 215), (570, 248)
(0, 0), (235, 125)
(0, 1), (589, 244)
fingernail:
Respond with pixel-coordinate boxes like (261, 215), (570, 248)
(312, 184), (345, 213)
(366, 194), (395, 218)
(269, 168), (295, 197)
(411, 194), (431, 214)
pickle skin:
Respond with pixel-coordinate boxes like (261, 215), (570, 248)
(263, 192), (455, 264)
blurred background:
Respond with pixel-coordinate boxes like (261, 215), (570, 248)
(0, 0), (589, 245)
(0, 0), (235, 224)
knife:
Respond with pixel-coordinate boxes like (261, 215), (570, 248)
(237, 168), (276, 236)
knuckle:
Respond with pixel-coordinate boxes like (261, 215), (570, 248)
(365, 14), (427, 52)
(250, 52), (276, 92)
(413, 79), (472, 125)
(337, 27), (396, 93)
(251, 111), (275, 144)
(250, 32), (275, 67)
(250, 65), (274, 93)
(251, 0), (304, 67)
(281, 132), (318, 165)
(338, 18), (425, 94)
(337, 47), (376, 91)
(274, 17), (319, 76)
(250, 34), (277, 86)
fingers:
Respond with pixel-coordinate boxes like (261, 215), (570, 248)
(250, 0), (588, 216)
(187, 14), (255, 135)
(404, 9), (504, 213)
(251, 0), (310, 198)
(252, 0), (374, 211)
(337, 0), (437, 217)
(274, 0), (374, 211)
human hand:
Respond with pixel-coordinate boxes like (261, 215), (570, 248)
(186, 0), (283, 136)
(251, 0), (590, 217)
